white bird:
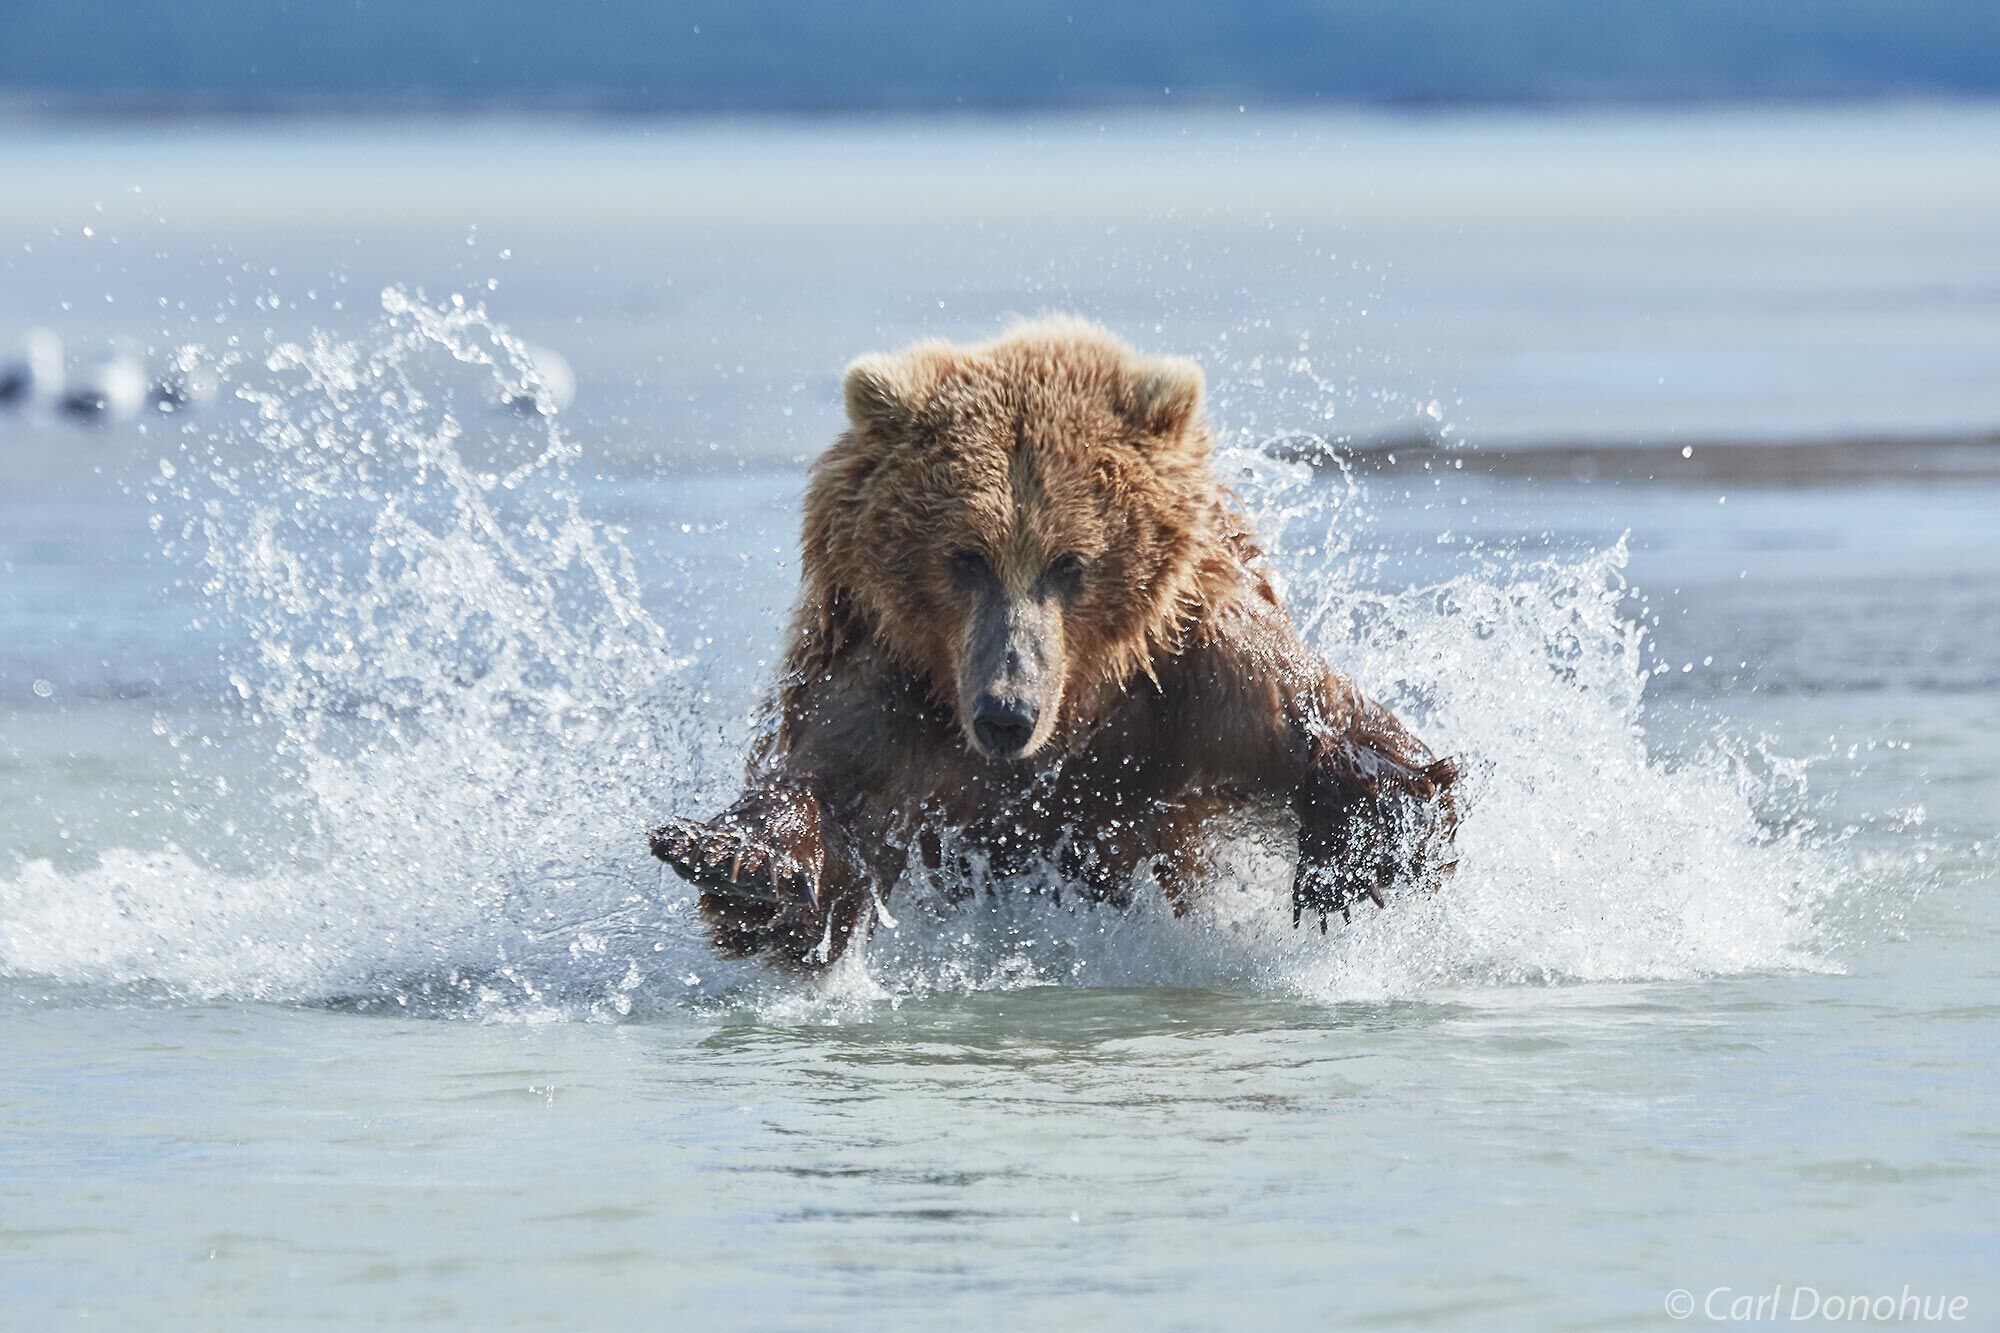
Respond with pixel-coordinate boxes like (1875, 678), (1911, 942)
(501, 342), (576, 417)
(59, 337), (149, 422)
(0, 327), (65, 410)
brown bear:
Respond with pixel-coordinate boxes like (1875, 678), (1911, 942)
(650, 317), (1459, 966)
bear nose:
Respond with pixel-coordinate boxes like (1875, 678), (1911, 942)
(971, 696), (1037, 758)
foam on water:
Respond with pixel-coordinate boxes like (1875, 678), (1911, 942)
(0, 293), (1862, 1020)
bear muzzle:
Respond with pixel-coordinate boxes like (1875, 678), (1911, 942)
(970, 694), (1040, 759)
(958, 586), (1064, 762)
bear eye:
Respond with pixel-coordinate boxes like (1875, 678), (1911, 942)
(947, 549), (990, 586)
(1044, 553), (1087, 597)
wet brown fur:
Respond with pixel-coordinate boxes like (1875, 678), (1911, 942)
(650, 317), (1459, 966)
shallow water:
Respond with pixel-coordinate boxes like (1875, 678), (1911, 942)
(7, 967), (1994, 1329)
(3, 109), (1998, 1328)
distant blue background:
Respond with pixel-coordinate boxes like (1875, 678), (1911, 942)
(2, 0), (1996, 111)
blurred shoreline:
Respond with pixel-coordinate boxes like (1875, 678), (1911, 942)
(1310, 428), (2000, 485)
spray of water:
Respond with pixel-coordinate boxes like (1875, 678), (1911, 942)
(0, 292), (1855, 1019)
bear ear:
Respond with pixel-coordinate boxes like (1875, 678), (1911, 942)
(1126, 356), (1206, 439)
(842, 346), (952, 433)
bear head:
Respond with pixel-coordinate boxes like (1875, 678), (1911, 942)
(800, 316), (1226, 762)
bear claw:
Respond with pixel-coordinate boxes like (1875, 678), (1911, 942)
(1291, 864), (1387, 932)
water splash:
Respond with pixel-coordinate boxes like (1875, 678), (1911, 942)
(3, 289), (739, 1018)
(0, 294), (1858, 1019)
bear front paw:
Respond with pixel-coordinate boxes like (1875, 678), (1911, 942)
(649, 816), (822, 910)
(1292, 748), (1461, 932)
(1291, 855), (1388, 933)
